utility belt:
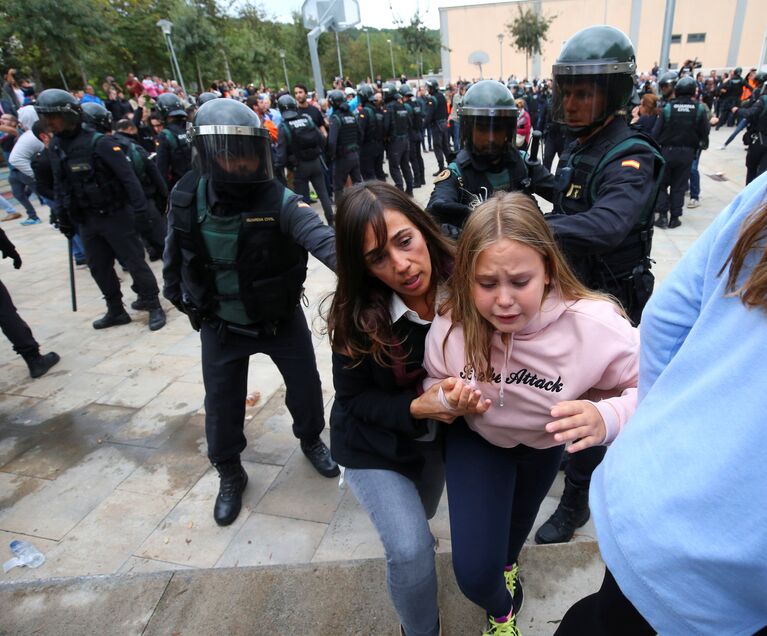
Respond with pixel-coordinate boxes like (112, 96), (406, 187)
(751, 132), (767, 146)
(187, 305), (281, 341)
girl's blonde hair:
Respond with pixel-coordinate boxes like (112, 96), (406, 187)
(442, 191), (617, 375)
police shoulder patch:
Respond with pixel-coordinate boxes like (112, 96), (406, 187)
(433, 169), (452, 183)
(621, 159), (641, 170)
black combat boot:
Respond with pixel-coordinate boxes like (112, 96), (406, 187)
(300, 438), (340, 478)
(92, 304), (131, 329)
(668, 216), (682, 229)
(653, 213), (668, 229)
(213, 458), (248, 526)
(148, 305), (166, 331)
(534, 477), (590, 544)
(25, 352), (61, 379)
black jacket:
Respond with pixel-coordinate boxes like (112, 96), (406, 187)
(330, 316), (442, 481)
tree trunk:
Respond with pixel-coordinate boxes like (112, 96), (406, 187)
(525, 53), (529, 81)
(78, 60), (88, 89)
(196, 56), (204, 94)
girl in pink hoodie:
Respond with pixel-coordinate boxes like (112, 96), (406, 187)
(423, 192), (639, 636)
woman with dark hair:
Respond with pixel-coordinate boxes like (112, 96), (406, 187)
(326, 181), (488, 636)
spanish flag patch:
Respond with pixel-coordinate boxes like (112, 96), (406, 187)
(621, 159), (640, 170)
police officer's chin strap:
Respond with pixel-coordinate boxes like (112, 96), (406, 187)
(567, 113), (615, 143)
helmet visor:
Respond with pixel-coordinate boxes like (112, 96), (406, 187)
(38, 111), (81, 136)
(461, 114), (517, 156)
(192, 126), (273, 183)
(552, 76), (626, 131)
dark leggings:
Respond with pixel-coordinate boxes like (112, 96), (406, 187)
(446, 421), (563, 617)
(556, 568), (767, 636)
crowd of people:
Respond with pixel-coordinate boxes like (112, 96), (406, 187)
(0, 21), (766, 636)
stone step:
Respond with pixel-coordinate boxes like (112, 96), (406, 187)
(0, 541), (602, 635)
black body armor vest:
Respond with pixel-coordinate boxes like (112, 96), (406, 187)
(169, 172), (308, 325)
(333, 112), (359, 155)
(283, 116), (323, 161)
(161, 123), (192, 181)
(658, 99), (702, 148)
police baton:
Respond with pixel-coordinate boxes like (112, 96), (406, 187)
(522, 130), (543, 195)
(68, 238), (77, 312)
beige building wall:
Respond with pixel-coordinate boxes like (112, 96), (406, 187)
(440, 0), (767, 82)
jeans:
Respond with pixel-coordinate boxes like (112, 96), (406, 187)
(446, 422), (563, 617)
(0, 194), (14, 214)
(724, 118), (748, 147)
(345, 442), (444, 636)
(8, 168), (38, 220)
(450, 121), (460, 152)
(689, 151), (701, 201)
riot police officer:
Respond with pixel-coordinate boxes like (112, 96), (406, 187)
(424, 79), (449, 175)
(36, 89), (166, 332)
(400, 84), (426, 187)
(657, 70), (678, 107)
(163, 98), (339, 527)
(534, 25), (665, 546)
(716, 67), (744, 130)
(382, 83), (414, 195)
(155, 93), (192, 190)
(652, 75), (710, 229)
(80, 103), (169, 261)
(427, 80), (555, 236)
(326, 89), (361, 202)
(732, 71), (767, 184)
(275, 94), (334, 226)
(357, 84), (386, 181)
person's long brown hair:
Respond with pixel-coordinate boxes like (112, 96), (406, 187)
(442, 191), (618, 376)
(325, 182), (454, 366)
(720, 201), (767, 310)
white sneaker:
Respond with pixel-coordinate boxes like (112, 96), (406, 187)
(687, 198), (700, 209)
(718, 145), (726, 150)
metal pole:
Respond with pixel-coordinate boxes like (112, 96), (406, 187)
(162, 35), (175, 84)
(308, 27), (325, 100)
(335, 30), (343, 79)
(365, 29), (374, 80)
(167, 34), (187, 97)
(67, 239), (77, 312)
(58, 69), (69, 91)
(659, 0), (676, 72)
(498, 34), (504, 81)
(388, 39), (395, 79)
(280, 51), (290, 91)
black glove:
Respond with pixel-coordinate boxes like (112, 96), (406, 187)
(0, 231), (21, 269)
(57, 213), (75, 239)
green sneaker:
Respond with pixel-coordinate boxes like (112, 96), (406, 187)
(504, 563), (524, 615)
(482, 613), (520, 636)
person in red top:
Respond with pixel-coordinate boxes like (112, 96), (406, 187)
(124, 73), (143, 99)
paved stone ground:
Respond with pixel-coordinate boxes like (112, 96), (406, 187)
(0, 128), (748, 631)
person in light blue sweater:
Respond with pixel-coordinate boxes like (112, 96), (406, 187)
(555, 171), (767, 636)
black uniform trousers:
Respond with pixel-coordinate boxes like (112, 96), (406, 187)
(655, 146), (696, 220)
(746, 139), (767, 185)
(0, 279), (38, 359)
(333, 151), (362, 200)
(293, 157), (334, 223)
(78, 207), (159, 307)
(431, 120), (450, 171)
(200, 305), (325, 463)
(409, 138), (425, 186)
(360, 142), (386, 181)
(137, 198), (167, 260)
(387, 136), (413, 192)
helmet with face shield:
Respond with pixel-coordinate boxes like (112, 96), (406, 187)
(189, 98), (273, 184)
(459, 80), (518, 158)
(551, 25), (636, 136)
(35, 89), (82, 137)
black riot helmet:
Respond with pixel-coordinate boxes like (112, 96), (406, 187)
(189, 98), (273, 184)
(35, 88), (82, 137)
(658, 70), (678, 91)
(551, 25), (637, 136)
(425, 79), (439, 95)
(399, 84), (414, 99)
(357, 83), (374, 105)
(734, 67), (742, 77)
(327, 89), (347, 111)
(81, 102), (113, 133)
(382, 82), (399, 102)
(276, 94), (299, 120)
(674, 75), (697, 97)
(459, 80), (518, 158)
(197, 92), (219, 106)
(156, 93), (187, 122)
(755, 71), (767, 86)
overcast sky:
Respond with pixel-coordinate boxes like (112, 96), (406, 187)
(254, 0), (510, 30)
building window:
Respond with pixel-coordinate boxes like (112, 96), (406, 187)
(687, 33), (706, 43)
(671, 34), (681, 44)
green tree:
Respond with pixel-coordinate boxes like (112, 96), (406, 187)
(396, 12), (439, 80)
(170, 0), (217, 92)
(506, 5), (555, 79)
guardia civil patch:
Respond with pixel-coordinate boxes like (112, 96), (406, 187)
(621, 159), (640, 170)
(434, 169), (451, 183)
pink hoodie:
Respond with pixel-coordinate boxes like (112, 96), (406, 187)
(423, 294), (639, 449)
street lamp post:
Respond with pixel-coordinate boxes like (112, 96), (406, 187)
(364, 28), (374, 81)
(387, 39), (395, 79)
(279, 49), (290, 91)
(335, 30), (344, 78)
(497, 33), (504, 81)
(156, 19), (187, 98)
